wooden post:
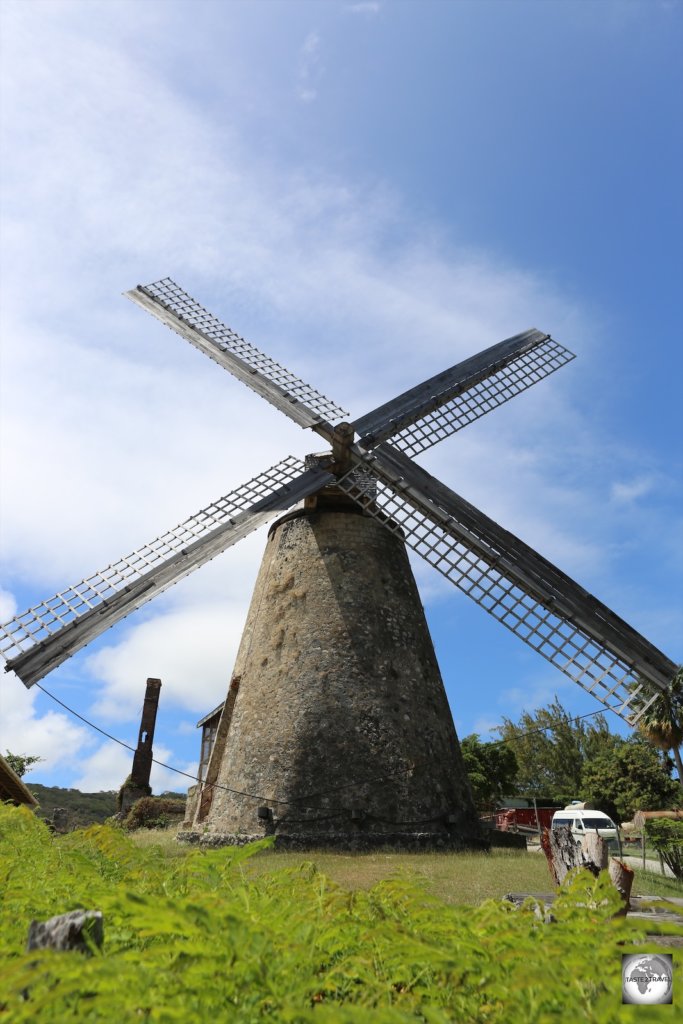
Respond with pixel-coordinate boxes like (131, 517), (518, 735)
(581, 831), (608, 871)
(608, 858), (634, 914)
(541, 826), (606, 884)
(541, 826), (634, 912)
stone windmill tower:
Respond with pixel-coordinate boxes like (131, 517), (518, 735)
(1, 280), (677, 849)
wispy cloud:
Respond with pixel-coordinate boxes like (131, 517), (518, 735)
(347, 2), (381, 15)
(297, 31), (322, 102)
(0, 3), (678, 787)
(610, 475), (655, 504)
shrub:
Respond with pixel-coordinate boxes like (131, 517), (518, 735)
(122, 796), (186, 831)
(645, 818), (683, 880)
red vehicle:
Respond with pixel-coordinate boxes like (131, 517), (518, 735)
(495, 805), (559, 833)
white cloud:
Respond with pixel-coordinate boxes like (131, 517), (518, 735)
(610, 476), (655, 504)
(85, 596), (251, 723)
(71, 739), (194, 793)
(470, 717), (502, 739)
(0, 674), (94, 771)
(347, 2), (381, 14)
(0, 3), (677, 775)
(0, 589), (17, 622)
(69, 741), (130, 794)
(297, 31), (322, 102)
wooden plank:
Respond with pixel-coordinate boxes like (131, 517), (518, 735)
(358, 442), (676, 696)
(352, 329), (554, 443)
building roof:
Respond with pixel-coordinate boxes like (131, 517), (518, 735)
(196, 702), (225, 729)
(0, 753), (39, 807)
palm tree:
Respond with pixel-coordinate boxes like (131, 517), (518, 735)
(635, 666), (683, 793)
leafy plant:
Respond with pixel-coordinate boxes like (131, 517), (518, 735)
(461, 733), (518, 806)
(581, 736), (680, 822)
(635, 665), (683, 791)
(4, 750), (43, 778)
(122, 796), (186, 830)
(496, 698), (618, 803)
(644, 818), (683, 881)
(0, 803), (680, 1022)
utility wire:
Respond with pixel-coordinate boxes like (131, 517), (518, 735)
(474, 702), (633, 748)
(35, 683), (634, 815)
(35, 683), (430, 811)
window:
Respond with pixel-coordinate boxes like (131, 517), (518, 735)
(581, 817), (615, 830)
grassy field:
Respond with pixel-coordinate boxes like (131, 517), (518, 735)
(130, 828), (683, 902)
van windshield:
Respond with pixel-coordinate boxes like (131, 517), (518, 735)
(581, 817), (615, 830)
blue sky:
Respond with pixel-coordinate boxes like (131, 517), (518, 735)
(0, 0), (681, 793)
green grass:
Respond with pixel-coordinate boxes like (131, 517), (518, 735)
(129, 829), (683, 902)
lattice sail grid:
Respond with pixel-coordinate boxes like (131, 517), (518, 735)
(139, 279), (348, 424)
(337, 466), (656, 725)
(0, 457), (306, 664)
(392, 338), (574, 457)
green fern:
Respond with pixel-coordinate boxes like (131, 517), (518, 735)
(0, 804), (680, 1021)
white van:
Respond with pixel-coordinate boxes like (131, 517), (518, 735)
(551, 802), (618, 847)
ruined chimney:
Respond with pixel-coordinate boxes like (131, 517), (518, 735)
(130, 677), (162, 790)
(118, 677), (162, 815)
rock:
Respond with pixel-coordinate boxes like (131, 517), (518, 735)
(27, 910), (103, 954)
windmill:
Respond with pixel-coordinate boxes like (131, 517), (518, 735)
(1, 279), (677, 848)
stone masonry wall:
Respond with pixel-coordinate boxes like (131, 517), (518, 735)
(190, 508), (482, 847)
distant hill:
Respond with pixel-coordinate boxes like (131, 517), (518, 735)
(26, 784), (186, 829)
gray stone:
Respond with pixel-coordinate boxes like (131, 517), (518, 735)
(188, 504), (485, 849)
(27, 910), (103, 954)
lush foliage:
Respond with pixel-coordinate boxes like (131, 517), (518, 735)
(496, 698), (618, 803)
(1, 804), (680, 1022)
(496, 698), (679, 818)
(581, 736), (680, 823)
(5, 750), (43, 778)
(28, 784), (118, 828)
(635, 666), (683, 790)
(644, 818), (683, 881)
(461, 733), (518, 806)
(123, 795), (187, 830)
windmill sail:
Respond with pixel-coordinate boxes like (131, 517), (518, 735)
(338, 443), (675, 724)
(126, 279), (345, 439)
(352, 330), (575, 457)
(2, 276), (676, 740)
(0, 458), (333, 688)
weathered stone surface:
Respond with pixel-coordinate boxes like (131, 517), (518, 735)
(27, 910), (103, 954)
(178, 830), (488, 851)
(188, 506), (484, 848)
(51, 807), (69, 833)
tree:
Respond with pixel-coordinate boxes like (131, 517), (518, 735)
(634, 665), (683, 792)
(581, 735), (680, 823)
(645, 818), (683, 881)
(460, 734), (518, 807)
(496, 698), (618, 803)
(4, 751), (43, 778)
